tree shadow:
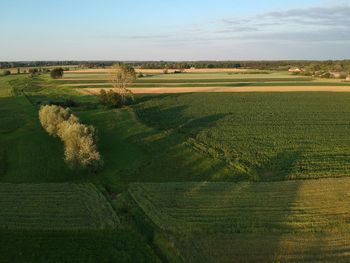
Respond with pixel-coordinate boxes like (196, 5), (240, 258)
(164, 179), (302, 262)
(254, 150), (303, 181)
(115, 97), (233, 182)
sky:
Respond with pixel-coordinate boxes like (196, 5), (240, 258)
(1, 0), (350, 61)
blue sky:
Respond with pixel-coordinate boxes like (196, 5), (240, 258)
(1, 0), (350, 61)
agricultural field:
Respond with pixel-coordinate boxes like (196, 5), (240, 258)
(55, 70), (350, 92)
(129, 179), (350, 262)
(2, 68), (350, 262)
(0, 183), (119, 230)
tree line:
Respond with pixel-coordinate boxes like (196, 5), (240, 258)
(2, 60), (350, 72)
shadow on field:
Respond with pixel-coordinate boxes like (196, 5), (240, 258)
(180, 180), (303, 262)
(255, 150), (303, 181)
(118, 97), (233, 182)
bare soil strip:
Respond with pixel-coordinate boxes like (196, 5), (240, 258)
(79, 86), (350, 94)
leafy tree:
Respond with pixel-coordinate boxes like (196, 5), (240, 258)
(50, 68), (64, 79)
(39, 105), (103, 171)
(109, 63), (136, 104)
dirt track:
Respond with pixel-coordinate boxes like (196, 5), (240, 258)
(80, 86), (350, 94)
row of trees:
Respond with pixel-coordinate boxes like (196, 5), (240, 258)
(39, 105), (103, 171)
(3, 60), (350, 72)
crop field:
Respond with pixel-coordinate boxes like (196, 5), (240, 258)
(134, 92), (350, 181)
(129, 179), (350, 262)
(0, 183), (119, 229)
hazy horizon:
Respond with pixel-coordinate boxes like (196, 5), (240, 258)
(1, 0), (350, 61)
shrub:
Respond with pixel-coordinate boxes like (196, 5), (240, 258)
(38, 105), (103, 171)
(48, 98), (78, 107)
(50, 68), (64, 79)
(2, 70), (11, 76)
(28, 68), (39, 76)
(98, 89), (124, 108)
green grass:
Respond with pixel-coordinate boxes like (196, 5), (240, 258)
(129, 179), (350, 262)
(0, 183), (119, 230)
(77, 107), (231, 185)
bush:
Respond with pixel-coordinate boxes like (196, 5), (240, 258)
(28, 68), (39, 76)
(39, 105), (103, 171)
(2, 70), (11, 76)
(48, 98), (78, 107)
(98, 89), (125, 108)
(137, 72), (144, 78)
(50, 68), (64, 79)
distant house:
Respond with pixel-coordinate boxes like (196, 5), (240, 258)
(288, 67), (303, 73)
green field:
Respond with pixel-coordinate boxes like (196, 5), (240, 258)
(0, 183), (118, 229)
(129, 179), (350, 262)
(2, 70), (350, 262)
(135, 92), (350, 180)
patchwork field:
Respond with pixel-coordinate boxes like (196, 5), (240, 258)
(56, 70), (350, 95)
(129, 179), (350, 262)
(2, 69), (350, 262)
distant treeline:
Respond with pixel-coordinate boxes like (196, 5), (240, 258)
(1, 60), (350, 72)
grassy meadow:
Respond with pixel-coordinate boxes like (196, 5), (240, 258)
(2, 69), (350, 262)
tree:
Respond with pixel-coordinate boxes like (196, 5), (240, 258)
(50, 68), (64, 79)
(108, 63), (136, 104)
(57, 118), (102, 171)
(38, 105), (103, 171)
(39, 105), (71, 136)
